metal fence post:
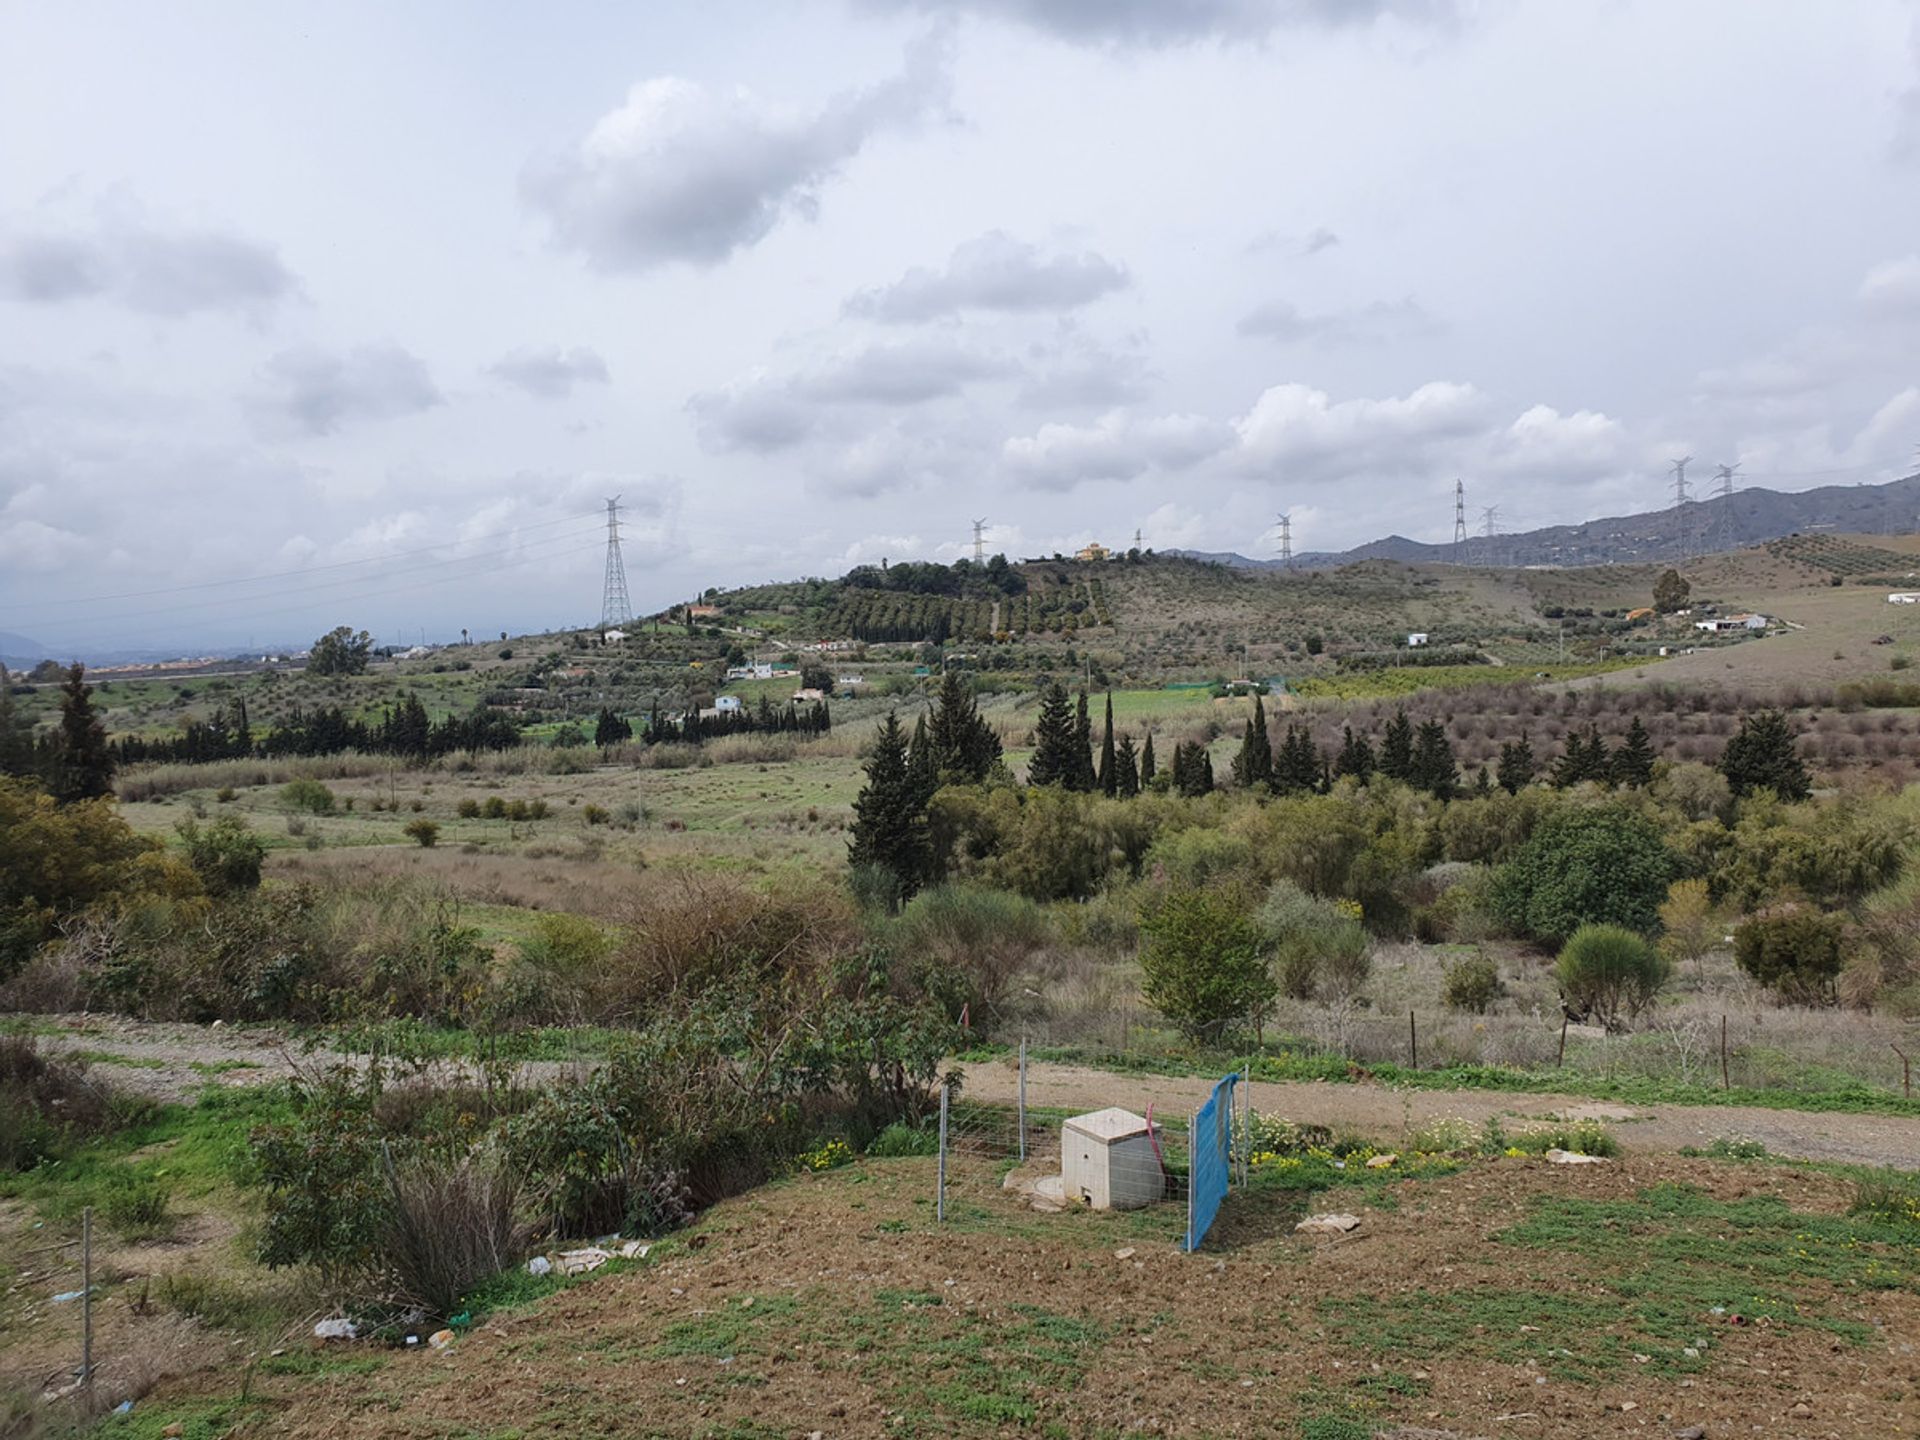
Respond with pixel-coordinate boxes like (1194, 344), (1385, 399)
(936, 1083), (949, 1223)
(1017, 1039), (1028, 1163)
(1185, 1107), (1199, 1251)
(1239, 1069), (1251, 1189)
(81, 1206), (92, 1387)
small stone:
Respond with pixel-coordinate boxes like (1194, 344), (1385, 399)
(1790, 1402), (1812, 1419)
(1413, 1370), (1430, 1381)
(163, 1426), (185, 1438)
(1114, 1247), (1136, 1260)
(1674, 1426), (1707, 1440)
(1295, 1212), (1361, 1234)
(1621, 1401), (1638, 1412)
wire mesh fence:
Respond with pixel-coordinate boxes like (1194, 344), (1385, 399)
(935, 1045), (1251, 1251)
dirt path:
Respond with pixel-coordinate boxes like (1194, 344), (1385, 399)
(31, 1016), (1920, 1171)
(960, 1056), (1920, 1171)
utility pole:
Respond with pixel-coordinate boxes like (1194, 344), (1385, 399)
(1670, 456), (1693, 562)
(1275, 513), (1293, 571)
(1452, 479), (1468, 563)
(1134, 527), (1143, 552)
(971, 518), (988, 565)
(600, 496), (632, 630)
(1713, 463), (1740, 554)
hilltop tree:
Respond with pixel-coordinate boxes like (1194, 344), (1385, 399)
(308, 626), (374, 676)
(1410, 718), (1458, 799)
(1113, 733), (1141, 798)
(1070, 690), (1097, 792)
(1496, 736), (1537, 794)
(1097, 692), (1118, 796)
(1025, 683), (1079, 788)
(1231, 693), (1273, 790)
(848, 711), (928, 906)
(1379, 710), (1415, 782)
(1333, 725), (1375, 783)
(928, 670), (1001, 783)
(1140, 733), (1157, 787)
(1719, 709), (1810, 801)
(1652, 568), (1691, 614)
(50, 663), (113, 804)
(1611, 716), (1656, 788)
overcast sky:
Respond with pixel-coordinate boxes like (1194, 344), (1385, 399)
(3, 0), (1919, 653)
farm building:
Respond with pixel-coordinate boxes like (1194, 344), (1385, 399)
(714, 695), (742, 714)
(1407, 632), (1429, 647)
(1693, 614), (1769, 633)
(1889, 593), (1920, 604)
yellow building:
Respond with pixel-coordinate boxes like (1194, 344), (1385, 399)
(1075, 542), (1110, 562)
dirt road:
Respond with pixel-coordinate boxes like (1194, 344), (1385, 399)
(31, 1016), (1920, 1171)
(959, 1056), (1920, 1171)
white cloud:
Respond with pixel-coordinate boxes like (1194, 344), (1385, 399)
(867, 0), (1457, 48)
(1229, 379), (1489, 479)
(1485, 404), (1628, 481)
(1237, 296), (1439, 346)
(846, 231), (1129, 321)
(1859, 255), (1920, 314)
(522, 37), (951, 271)
(1001, 409), (1230, 489)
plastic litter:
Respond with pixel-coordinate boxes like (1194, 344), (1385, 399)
(1545, 1148), (1607, 1165)
(113, 1401), (133, 1414)
(428, 1328), (455, 1350)
(558, 1247), (612, 1276)
(1295, 1213), (1362, 1234)
(525, 1255), (552, 1276)
(51, 1290), (87, 1304)
(313, 1317), (358, 1340)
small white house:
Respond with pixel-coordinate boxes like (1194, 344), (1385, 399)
(1407, 632), (1429, 648)
(1890, 593), (1920, 605)
(714, 695), (742, 713)
(1694, 614), (1768, 633)
(791, 688), (827, 703)
(602, 629), (628, 643)
(835, 673), (864, 687)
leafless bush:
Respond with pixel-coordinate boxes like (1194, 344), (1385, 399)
(381, 1148), (543, 1320)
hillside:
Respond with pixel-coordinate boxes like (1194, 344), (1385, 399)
(1180, 470), (1920, 571)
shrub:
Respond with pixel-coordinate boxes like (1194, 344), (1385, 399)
(1490, 805), (1675, 945)
(868, 1121), (938, 1157)
(382, 1149), (541, 1319)
(98, 1170), (175, 1239)
(1657, 877), (1720, 973)
(0, 1036), (129, 1171)
(1556, 923), (1669, 1029)
(481, 796), (508, 820)
(1733, 904), (1845, 1004)
(582, 804), (610, 826)
(1441, 951), (1502, 1013)
(280, 778), (336, 815)
(456, 799), (481, 819)
(403, 819), (440, 848)
(888, 884), (1050, 1033)
(215, 786), (237, 803)
(174, 814), (266, 896)
(1138, 886), (1276, 1041)
(1256, 881), (1370, 1000)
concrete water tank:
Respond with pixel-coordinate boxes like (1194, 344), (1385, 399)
(1062, 1107), (1163, 1211)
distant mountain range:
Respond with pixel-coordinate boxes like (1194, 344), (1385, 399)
(1175, 471), (1920, 571)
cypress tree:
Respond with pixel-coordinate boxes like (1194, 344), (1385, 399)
(1114, 733), (1140, 797)
(0, 665), (33, 779)
(848, 711), (928, 903)
(907, 712), (939, 807)
(1333, 725), (1376, 783)
(928, 669), (1001, 783)
(1173, 741), (1214, 797)
(1098, 691), (1118, 796)
(1026, 682), (1078, 788)
(1140, 733), (1157, 786)
(1612, 716), (1656, 788)
(1274, 723), (1320, 794)
(1071, 689), (1097, 792)
(1474, 764), (1494, 795)
(1231, 693), (1274, 790)
(1719, 709), (1810, 801)
(50, 663), (113, 803)
(1496, 736), (1536, 794)
(1410, 718), (1458, 799)
(1379, 709), (1415, 781)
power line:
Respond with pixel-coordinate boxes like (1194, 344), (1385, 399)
(600, 496), (632, 629)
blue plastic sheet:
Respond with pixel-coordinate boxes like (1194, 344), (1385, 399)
(1183, 1073), (1238, 1252)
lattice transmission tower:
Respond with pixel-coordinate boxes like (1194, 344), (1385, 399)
(1452, 479), (1467, 562)
(1713, 463), (1740, 554)
(1670, 456), (1694, 561)
(972, 518), (988, 565)
(1275, 513), (1292, 570)
(600, 496), (632, 629)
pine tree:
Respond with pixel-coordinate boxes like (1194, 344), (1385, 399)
(1474, 764), (1494, 795)
(1172, 740), (1214, 797)
(1333, 725), (1376, 783)
(1496, 736), (1536, 794)
(1274, 723), (1320, 794)
(1719, 709), (1810, 801)
(928, 669), (1001, 783)
(1379, 709), (1415, 781)
(50, 662), (113, 803)
(1114, 733), (1140, 797)
(1140, 733), (1157, 786)
(847, 711), (928, 903)
(1550, 730), (1587, 788)
(1070, 689), (1097, 792)
(1410, 718), (1458, 799)
(1231, 693), (1273, 790)
(1026, 682), (1079, 788)
(1612, 716), (1656, 788)
(1098, 692), (1118, 796)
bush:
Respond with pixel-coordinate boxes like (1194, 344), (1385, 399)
(1733, 904), (1846, 1005)
(456, 799), (481, 819)
(0, 1036), (128, 1171)
(867, 1121), (938, 1157)
(382, 1149), (541, 1319)
(1441, 951), (1502, 1013)
(98, 1170), (175, 1239)
(280, 778), (336, 815)
(403, 819), (440, 848)
(1256, 881), (1370, 1000)
(482, 796), (508, 819)
(1138, 886), (1276, 1041)
(582, 804), (610, 826)
(1556, 923), (1669, 1029)
(1490, 805), (1675, 945)
(888, 884), (1050, 1033)
(174, 814), (266, 895)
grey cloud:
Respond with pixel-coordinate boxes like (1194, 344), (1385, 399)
(488, 345), (613, 398)
(1894, 21), (1920, 164)
(522, 37), (951, 271)
(795, 337), (1015, 404)
(846, 231), (1128, 321)
(867, 0), (1454, 47)
(1237, 296), (1439, 345)
(1246, 225), (1341, 258)
(249, 344), (443, 437)
(0, 221), (297, 316)
(686, 379), (817, 453)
